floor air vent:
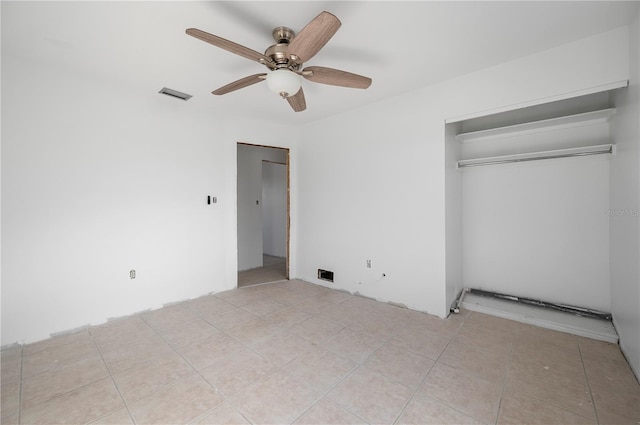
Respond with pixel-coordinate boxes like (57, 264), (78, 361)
(318, 269), (334, 282)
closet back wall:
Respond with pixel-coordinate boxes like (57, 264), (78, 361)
(462, 154), (611, 311)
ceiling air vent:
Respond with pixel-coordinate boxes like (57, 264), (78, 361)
(159, 87), (192, 101)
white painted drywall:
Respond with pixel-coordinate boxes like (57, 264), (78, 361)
(262, 161), (287, 258)
(296, 27), (630, 318)
(237, 145), (287, 271)
(460, 114), (613, 312)
(1, 25), (633, 345)
(610, 10), (640, 379)
(445, 123), (463, 312)
(444, 27), (629, 123)
(462, 155), (611, 311)
(296, 98), (449, 316)
(0, 55), (297, 346)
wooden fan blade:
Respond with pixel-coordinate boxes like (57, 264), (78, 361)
(286, 88), (306, 112)
(212, 74), (266, 95)
(186, 28), (273, 64)
(286, 11), (341, 63)
(302, 66), (372, 89)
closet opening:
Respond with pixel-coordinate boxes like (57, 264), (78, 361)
(445, 86), (628, 342)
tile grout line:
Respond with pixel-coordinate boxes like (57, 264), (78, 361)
(109, 314), (204, 416)
(577, 340), (601, 424)
(513, 334), (603, 422)
(499, 327), (601, 423)
(13, 283), (634, 425)
(136, 314), (248, 424)
(17, 345), (24, 425)
(493, 323), (517, 425)
(224, 292), (362, 424)
(15, 344), (27, 424)
(307, 298), (467, 424)
(17, 289), (404, 424)
(284, 339), (371, 424)
(220, 286), (388, 424)
(296, 302), (462, 424)
(136, 313), (225, 387)
(17, 334), (109, 423)
(390, 315), (465, 425)
(88, 326), (137, 425)
(213, 324), (316, 424)
(190, 288), (406, 425)
(158, 299), (294, 424)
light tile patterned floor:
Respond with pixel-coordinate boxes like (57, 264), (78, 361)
(1, 279), (639, 424)
(238, 255), (287, 288)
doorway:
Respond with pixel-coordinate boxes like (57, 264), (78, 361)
(236, 143), (290, 287)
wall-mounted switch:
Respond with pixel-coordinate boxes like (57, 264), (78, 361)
(207, 196), (218, 205)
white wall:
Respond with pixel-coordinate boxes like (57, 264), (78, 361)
(445, 123), (463, 311)
(459, 111), (613, 311)
(443, 27), (629, 123)
(262, 161), (288, 258)
(296, 27), (630, 318)
(463, 155), (611, 311)
(237, 145), (287, 271)
(296, 98), (449, 316)
(1, 23), (633, 345)
(0, 55), (296, 345)
(610, 10), (640, 378)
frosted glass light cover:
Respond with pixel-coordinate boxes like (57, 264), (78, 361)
(266, 69), (301, 97)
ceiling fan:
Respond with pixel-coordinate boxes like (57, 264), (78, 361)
(186, 11), (372, 112)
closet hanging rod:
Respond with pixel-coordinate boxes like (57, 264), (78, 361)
(457, 144), (614, 169)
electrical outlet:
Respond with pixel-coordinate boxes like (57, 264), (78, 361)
(366, 259), (371, 268)
(130, 270), (136, 279)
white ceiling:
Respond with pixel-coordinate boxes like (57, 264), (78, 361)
(2, 1), (638, 125)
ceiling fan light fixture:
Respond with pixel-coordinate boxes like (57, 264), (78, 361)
(266, 69), (301, 98)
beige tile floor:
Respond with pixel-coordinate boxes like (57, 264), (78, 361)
(1, 279), (639, 425)
(238, 255), (287, 288)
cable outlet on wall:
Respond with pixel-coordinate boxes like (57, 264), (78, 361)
(366, 259), (371, 268)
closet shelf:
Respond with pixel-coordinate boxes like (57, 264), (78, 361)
(456, 108), (616, 143)
(457, 144), (615, 169)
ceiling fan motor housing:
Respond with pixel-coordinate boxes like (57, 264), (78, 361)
(265, 27), (301, 69)
(272, 26), (295, 44)
(265, 44), (294, 67)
